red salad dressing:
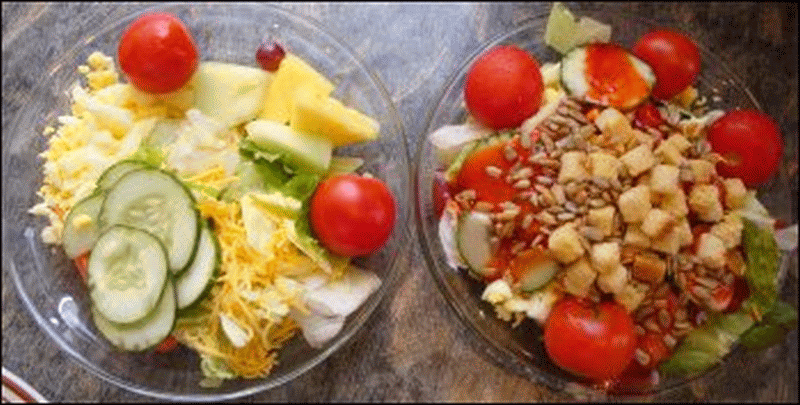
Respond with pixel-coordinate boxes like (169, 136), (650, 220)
(585, 43), (652, 110)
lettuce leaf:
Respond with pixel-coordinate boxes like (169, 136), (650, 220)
(741, 218), (780, 315)
(739, 300), (798, 350)
(660, 310), (754, 377)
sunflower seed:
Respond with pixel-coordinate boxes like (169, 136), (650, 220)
(512, 167), (534, 180)
(636, 306), (657, 321)
(511, 241), (527, 254)
(658, 309), (672, 329)
(520, 133), (532, 149)
(536, 211), (558, 226)
(588, 198), (607, 208)
(539, 190), (555, 206)
(580, 226), (605, 242)
(531, 234), (545, 247)
(541, 133), (556, 153)
(529, 193), (539, 206)
(557, 212), (576, 222)
(550, 114), (570, 125)
(521, 213), (534, 229)
(504, 145), (518, 161)
(555, 136), (575, 150)
(535, 175), (554, 186)
(634, 324), (647, 336)
(694, 276), (720, 289)
(500, 221), (515, 238)
(601, 191), (613, 202)
(663, 333), (678, 348)
(485, 166), (503, 178)
(474, 201), (494, 212)
(549, 185), (565, 205)
(592, 176), (610, 189)
(513, 179), (531, 189)
(562, 97), (583, 111)
(490, 236), (500, 253)
(644, 318), (661, 332)
(564, 201), (579, 213)
(573, 190), (589, 205)
(634, 348), (651, 366)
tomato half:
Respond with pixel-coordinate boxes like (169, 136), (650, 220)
(118, 13), (199, 94)
(464, 45), (543, 130)
(706, 109), (783, 187)
(632, 29), (701, 100)
(544, 298), (637, 380)
(309, 174), (395, 257)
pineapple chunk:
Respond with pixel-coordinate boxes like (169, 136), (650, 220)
(620, 144), (656, 177)
(291, 90), (379, 147)
(192, 61), (271, 128)
(260, 54), (334, 124)
(650, 164), (680, 195)
(549, 224), (585, 264)
(562, 257), (597, 298)
(618, 185), (652, 223)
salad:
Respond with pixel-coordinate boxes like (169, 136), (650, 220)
(429, 3), (797, 393)
(28, 13), (396, 386)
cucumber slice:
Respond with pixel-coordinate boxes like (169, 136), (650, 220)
(99, 168), (200, 275)
(87, 225), (169, 325)
(176, 223), (219, 309)
(96, 159), (152, 191)
(513, 249), (560, 292)
(561, 44), (655, 110)
(457, 212), (495, 277)
(62, 192), (104, 259)
(92, 275), (177, 351)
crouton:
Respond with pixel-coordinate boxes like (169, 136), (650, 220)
(587, 206), (616, 237)
(558, 151), (589, 184)
(548, 224), (585, 264)
(696, 233), (726, 269)
(597, 264), (629, 295)
(618, 185), (652, 223)
(641, 208), (675, 238)
(722, 178), (747, 210)
(688, 184), (724, 222)
(650, 164), (680, 195)
(592, 241), (621, 274)
(562, 257), (597, 298)
(620, 144), (657, 177)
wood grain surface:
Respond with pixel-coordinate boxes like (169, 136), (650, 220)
(2, 2), (797, 402)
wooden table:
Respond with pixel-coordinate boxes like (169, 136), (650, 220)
(3, 2), (797, 402)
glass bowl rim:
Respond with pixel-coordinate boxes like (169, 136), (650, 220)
(4, 2), (412, 401)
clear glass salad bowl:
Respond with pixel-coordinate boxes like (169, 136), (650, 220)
(3, 3), (410, 401)
(414, 7), (796, 399)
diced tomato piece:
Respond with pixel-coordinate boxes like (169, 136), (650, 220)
(73, 252), (89, 282)
(154, 335), (180, 353)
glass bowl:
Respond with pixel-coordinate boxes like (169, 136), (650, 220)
(414, 7), (796, 399)
(3, 3), (410, 401)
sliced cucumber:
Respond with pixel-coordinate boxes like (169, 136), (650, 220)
(561, 44), (655, 110)
(176, 223), (219, 309)
(457, 212), (495, 277)
(96, 159), (152, 191)
(92, 275), (177, 352)
(87, 225), (169, 325)
(62, 192), (104, 259)
(99, 168), (200, 275)
(514, 249), (560, 292)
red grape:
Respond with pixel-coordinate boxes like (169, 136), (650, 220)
(256, 38), (286, 72)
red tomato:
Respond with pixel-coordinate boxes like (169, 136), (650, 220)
(464, 45), (543, 130)
(707, 110), (783, 187)
(544, 298), (637, 380)
(633, 102), (666, 130)
(73, 252), (89, 282)
(636, 332), (671, 369)
(632, 29), (701, 100)
(154, 335), (179, 353)
(310, 174), (395, 257)
(118, 13), (199, 94)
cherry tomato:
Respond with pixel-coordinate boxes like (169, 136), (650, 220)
(544, 298), (637, 380)
(73, 252), (89, 282)
(633, 102), (666, 130)
(154, 335), (179, 353)
(118, 13), (199, 94)
(464, 45), (543, 130)
(632, 29), (701, 100)
(636, 332), (671, 369)
(706, 109), (783, 187)
(310, 174), (395, 257)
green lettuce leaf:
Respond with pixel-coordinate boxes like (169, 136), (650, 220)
(741, 218), (780, 315)
(660, 311), (754, 377)
(739, 300), (799, 350)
